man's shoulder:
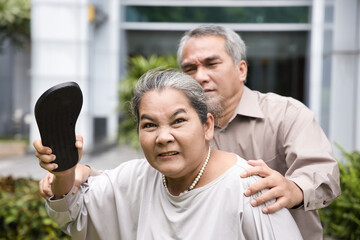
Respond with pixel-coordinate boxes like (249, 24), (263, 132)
(251, 89), (309, 113)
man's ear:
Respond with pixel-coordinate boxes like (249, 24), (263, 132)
(237, 60), (248, 83)
(204, 113), (215, 141)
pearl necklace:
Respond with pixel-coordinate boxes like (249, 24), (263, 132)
(162, 146), (211, 194)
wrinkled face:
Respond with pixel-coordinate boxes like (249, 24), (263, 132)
(138, 88), (213, 180)
(180, 35), (246, 109)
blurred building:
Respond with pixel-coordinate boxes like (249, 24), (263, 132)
(1, 0), (358, 157)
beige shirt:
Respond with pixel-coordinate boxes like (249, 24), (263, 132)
(46, 157), (302, 240)
(211, 86), (340, 240)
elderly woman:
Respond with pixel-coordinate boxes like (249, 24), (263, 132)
(35, 70), (302, 239)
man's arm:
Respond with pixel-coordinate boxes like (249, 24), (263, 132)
(240, 160), (304, 213)
(39, 164), (93, 199)
(240, 106), (340, 213)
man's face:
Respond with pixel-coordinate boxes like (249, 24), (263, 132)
(180, 35), (246, 110)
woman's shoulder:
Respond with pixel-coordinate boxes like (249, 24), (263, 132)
(90, 158), (156, 186)
(232, 155), (263, 187)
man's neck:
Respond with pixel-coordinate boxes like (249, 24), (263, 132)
(216, 89), (243, 128)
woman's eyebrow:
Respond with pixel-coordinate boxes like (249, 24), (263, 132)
(140, 114), (154, 121)
(170, 109), (186, 119)
(140, 109), (187, 121)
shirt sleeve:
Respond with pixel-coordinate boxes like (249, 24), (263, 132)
(45, 173), (120, 239)
(87, 165), (103, 176)
(241, 176), (303, 239)
(45, 184), (88, 238)
(282, 105), (341, 211)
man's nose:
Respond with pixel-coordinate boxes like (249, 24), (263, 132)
(193, 67), (210, 85)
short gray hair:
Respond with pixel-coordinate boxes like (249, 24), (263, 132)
(177, 24), (247, 66)
(131, 69), (208, 129)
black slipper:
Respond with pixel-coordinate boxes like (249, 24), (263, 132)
(34, 82), (83, 172)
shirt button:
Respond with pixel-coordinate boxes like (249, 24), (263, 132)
(306, 202), (310, 208)
(323, 200), (327, 205)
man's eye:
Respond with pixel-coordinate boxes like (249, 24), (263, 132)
(208, 62), (219, 67)
(183, 67), (196, 73)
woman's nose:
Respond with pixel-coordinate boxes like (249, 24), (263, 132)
(155, 127), (174, 145)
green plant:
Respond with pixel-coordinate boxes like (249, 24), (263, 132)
(0, 0), (31, 46)
(0, 176), (70, 239)
(118, 55), (178, 148)
(319, 144), (360, 240)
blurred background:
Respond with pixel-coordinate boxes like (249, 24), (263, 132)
(0, 1), (359, 238)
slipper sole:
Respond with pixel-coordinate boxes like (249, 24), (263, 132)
(34, 82), (83, 172)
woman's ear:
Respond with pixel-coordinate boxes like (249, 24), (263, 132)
(204, 113), (214, 141)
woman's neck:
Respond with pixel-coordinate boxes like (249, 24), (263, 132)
(164, 149), (237, 196)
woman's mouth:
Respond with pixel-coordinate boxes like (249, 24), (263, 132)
(158, 152), (179, 157)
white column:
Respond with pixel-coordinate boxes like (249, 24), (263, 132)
(329, 0), (360, 156)
(30, 0), (93, 150)
(356, 2), (360, 153)
(308, 0), (324, 122)
(89, 0), (119, 143)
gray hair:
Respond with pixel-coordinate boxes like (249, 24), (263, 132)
(131, 69), (208, 129)
(177, 24), (247, 66)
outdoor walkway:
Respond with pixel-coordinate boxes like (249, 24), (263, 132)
(0, 145), (144, 180)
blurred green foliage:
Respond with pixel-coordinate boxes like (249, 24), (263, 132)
(0, 0), (31, 46)
(118, 55), (178, 148)
(0, 176), (70, 239)
(319, 144), (360, 240)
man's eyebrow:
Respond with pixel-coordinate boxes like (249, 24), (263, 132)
(205, 56), (221, 62)
(181, 62), (194, 70)
(181, 55), (222, 69)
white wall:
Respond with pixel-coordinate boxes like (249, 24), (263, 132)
(30, 0), (120, 151)
(329, 0), (360, 157)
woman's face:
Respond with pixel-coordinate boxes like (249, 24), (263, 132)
(138, 87), (214, 181)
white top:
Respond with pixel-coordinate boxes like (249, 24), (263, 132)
(46, 155), (302, 240)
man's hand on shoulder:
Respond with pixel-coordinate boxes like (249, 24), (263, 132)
(240, 159), (304, 214)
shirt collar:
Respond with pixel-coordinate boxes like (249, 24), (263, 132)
(235, 86), (264, 119)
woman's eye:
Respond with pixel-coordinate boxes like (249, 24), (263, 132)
(143, 123), (156, 129)
(174, 118), (186, 124)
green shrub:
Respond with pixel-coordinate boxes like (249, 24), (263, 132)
(118, 55), (178, 148)
(319, 144), (360, 240)
(0, 176), (70, 239)
(0, 0), (31, 46)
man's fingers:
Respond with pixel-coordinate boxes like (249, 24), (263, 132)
(39, 173), (55, 199)
(75, 134), (83, 159)
(243, 177), (272, 197)
(240, 162), (271, 178)
(247, 159), (266, 167)
(73, 177), (82, 194)
(251, 187), (280, 206)
(76, 134), (83, 142)
(262, 197), (287, 214)
(72, 185), (79, 194)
